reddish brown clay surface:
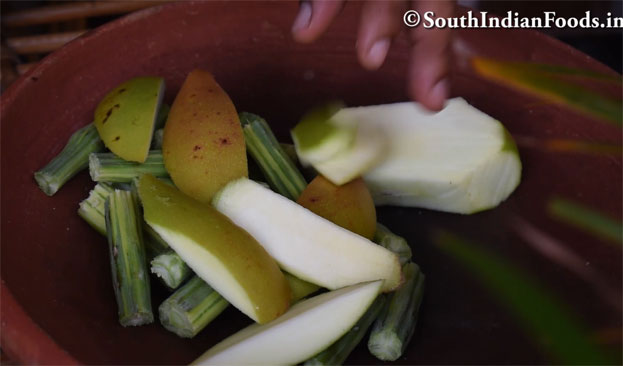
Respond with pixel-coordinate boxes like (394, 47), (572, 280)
(1, 1), (621, 364)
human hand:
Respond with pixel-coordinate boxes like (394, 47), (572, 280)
(291, 0), (455, 111)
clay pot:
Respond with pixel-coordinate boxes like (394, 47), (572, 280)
(1, 2), (620, 364)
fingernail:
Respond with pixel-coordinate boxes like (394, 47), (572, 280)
(366, 38), (391, 69)
(430, 79), (450, 109)
(292, 2), (312, 33)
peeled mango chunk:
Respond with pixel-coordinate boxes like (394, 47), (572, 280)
(94, 76), (164, 163)
(291, 102), (349, 164)
(315, 98), (522, 214)
(292, 103), (387, 185)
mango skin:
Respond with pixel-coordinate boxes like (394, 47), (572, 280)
(297, 175), (377, 240)
(163, 70), (247, 203)
(94, 76), (164, 162)
(284, 273), (319, 302)
(138, 174), (289, 323)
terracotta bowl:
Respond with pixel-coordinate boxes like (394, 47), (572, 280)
(1, 1), (621, 364)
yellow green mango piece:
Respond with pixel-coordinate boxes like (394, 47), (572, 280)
(163, 69), (248, 204)
(94, 76), (165, 162)
(297, 175), (377, 240)
(284, 272), (320, 302)
(137, 174), (290, 324)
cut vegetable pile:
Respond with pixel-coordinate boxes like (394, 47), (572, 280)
(34, 69), (522, 365)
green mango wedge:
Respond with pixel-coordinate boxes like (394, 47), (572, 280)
(94, 76), (165, 162)
(137, 174), (290, 324)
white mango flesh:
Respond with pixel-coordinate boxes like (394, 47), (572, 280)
(310, 122), (387, 185)
(138, 175), (290, 324)
(193, 281), (382, 365)
(291, 103), (353, 165)
(293, 123), (355, 166)
(332, 98), (521, 214)
(212, 178), (402, 292)
(292, 111), (387, 185)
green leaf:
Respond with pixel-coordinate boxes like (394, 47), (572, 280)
(472, 58), (622, 125)
(514, 136), (622, 156)
(434, 230), (614, 365)
(548, 197), (622, 246)
(500, 62), (622, 84)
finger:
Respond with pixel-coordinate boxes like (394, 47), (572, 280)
(292, 0), (345, 43)
(356, 1), (406, 70)
(407, 0), (455, 111)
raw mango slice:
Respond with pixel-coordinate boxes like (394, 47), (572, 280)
(138, 174), (290, 324)
(297, 175), (377, 240)
(332, 98), (522, 214)
(213, 178), (402, 292)
(193, 281), (382, 365)
(292, 103), (352, 164)
(94, 76), (164, 162)
(163, 69), (248, 203)
(292, 103), (387, 185)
